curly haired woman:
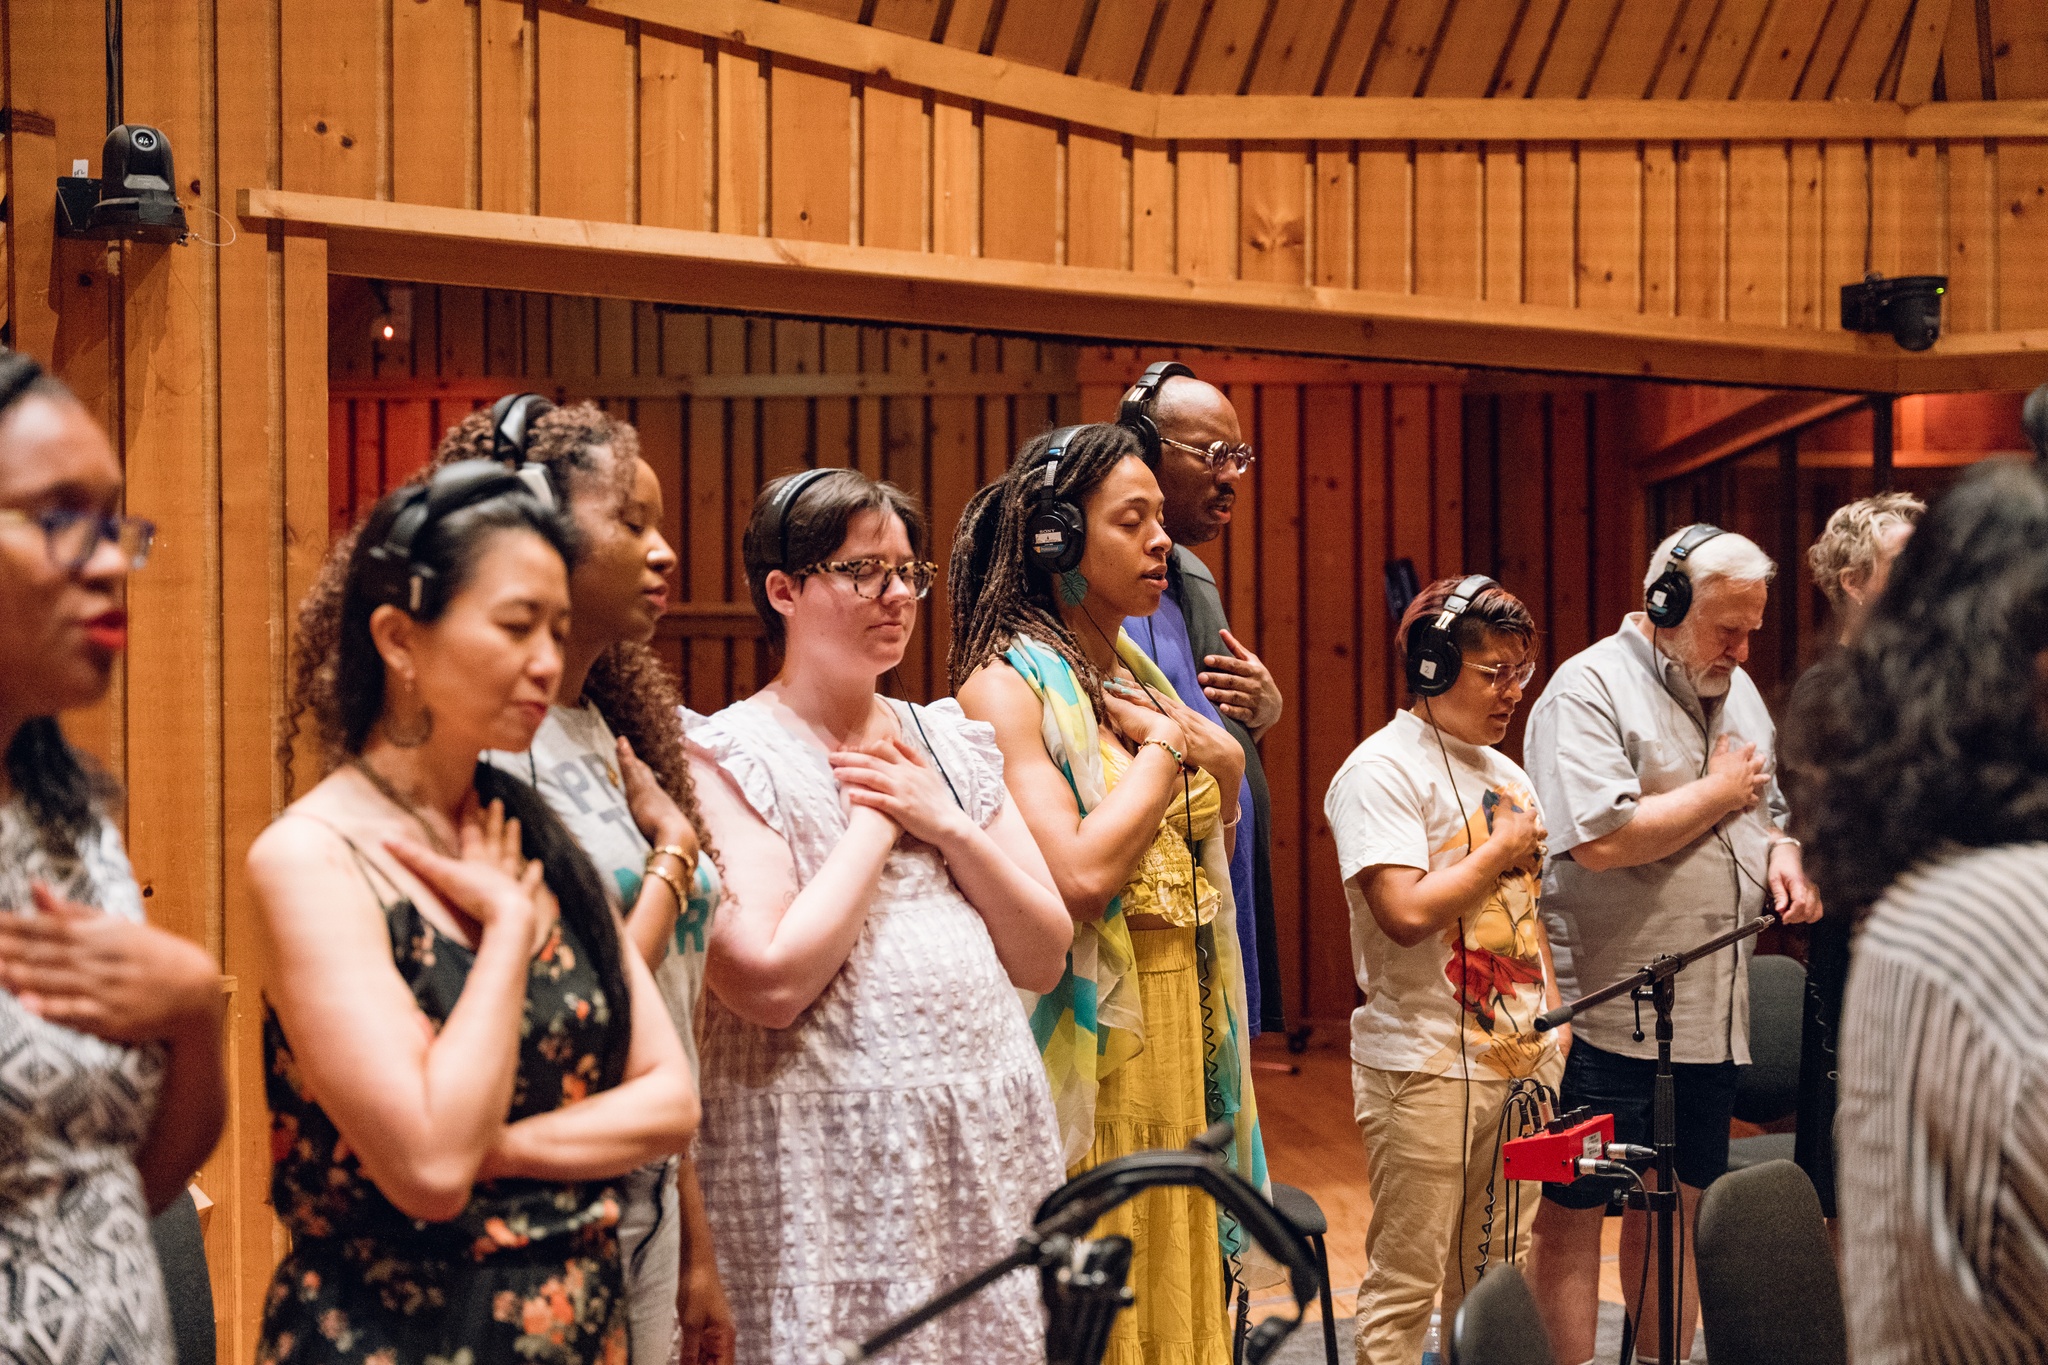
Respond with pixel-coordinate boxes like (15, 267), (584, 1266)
(431, 398), (731, 1364)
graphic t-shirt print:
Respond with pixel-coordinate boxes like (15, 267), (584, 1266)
(1437, 784), (1548, 1079)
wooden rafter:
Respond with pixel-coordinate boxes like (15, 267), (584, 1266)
(587, 0), (2048, 140)
(241, 189), (2048, 392)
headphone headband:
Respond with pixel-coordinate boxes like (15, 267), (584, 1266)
(1644, 523), (1727, 628)
(1118, 361), (1196, 465)
(488, 392), (558, 509)
(366, 459), (540, 614)
(1406, 573), (1498, 698)
(768, 466), (841, 570)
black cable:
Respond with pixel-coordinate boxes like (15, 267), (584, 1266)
(1617, 1166), (1655, 1365)
(1422, 695), (1477, 1297)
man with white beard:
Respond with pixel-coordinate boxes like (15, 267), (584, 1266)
(1519, 526), (1821, 1365)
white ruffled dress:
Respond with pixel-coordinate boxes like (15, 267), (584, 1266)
(686, 697), (1064, 1365)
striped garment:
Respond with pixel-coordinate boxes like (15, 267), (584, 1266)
(1837, 842), (2048, 1365)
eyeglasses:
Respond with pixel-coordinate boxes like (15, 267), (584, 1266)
(0, 507), (155, 572)
(1159, 435), (1257, 475)
(1467, 659), (1537, 694)
(799, 558), (939, 600)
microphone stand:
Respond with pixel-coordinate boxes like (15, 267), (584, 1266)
(1534, 910), (1778, 1365)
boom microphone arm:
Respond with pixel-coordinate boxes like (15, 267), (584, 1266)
(826, 1121), (1321, 1365)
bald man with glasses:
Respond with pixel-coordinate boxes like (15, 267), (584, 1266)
(1118, 367), (1286, 1037)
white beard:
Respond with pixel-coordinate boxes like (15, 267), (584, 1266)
(1689, 666), (1733, 698)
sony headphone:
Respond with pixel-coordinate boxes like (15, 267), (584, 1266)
(763, 466), (842, 571)
(362, 459), (539, 615)
(489, 392), (559, 510)
(1644, 523), (1727, 628)
(1025, 427), (1089, 575)
(1405, 574), (1498, 698)
(1117, 360), (1195, 465)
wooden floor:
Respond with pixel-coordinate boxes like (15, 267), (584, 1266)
(1247, 1030), (1626, 1324)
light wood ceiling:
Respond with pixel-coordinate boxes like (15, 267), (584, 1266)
(774, 0), (2048, 102)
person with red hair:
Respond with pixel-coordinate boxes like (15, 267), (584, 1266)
(1323, 575), (1562, 1365)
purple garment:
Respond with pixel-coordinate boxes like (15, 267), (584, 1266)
(1126, 590), (1263, 1035)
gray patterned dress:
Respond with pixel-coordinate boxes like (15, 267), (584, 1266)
(0, 800), (170, 1365)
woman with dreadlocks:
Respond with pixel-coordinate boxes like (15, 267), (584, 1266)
(686, 466), (1069, 1365)
(432, 398), (730, 1365)
(952, 422), (1268, 1365)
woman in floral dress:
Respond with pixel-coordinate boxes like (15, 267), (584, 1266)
(247, 461), (698, 1364)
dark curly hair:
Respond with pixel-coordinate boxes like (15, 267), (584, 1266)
(948, 422), (1148, 709)
(1795, 459), (2048, 915)
(285, 478), (634, 1086)
(433, 403), (713, 870)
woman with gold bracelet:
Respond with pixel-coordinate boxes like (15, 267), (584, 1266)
(428, 399), (733, 1365)
(952, 422), (1268, 1365)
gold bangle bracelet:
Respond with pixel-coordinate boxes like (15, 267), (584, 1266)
(647, 843), (695, 865)
(643, 862), (687, 912)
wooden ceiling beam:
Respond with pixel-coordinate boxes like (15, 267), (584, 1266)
(582, 0), (2048, 139)
(241, 189), (2048, 392)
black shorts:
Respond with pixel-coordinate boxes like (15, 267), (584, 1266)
(1541, 1038), (1740, 1208)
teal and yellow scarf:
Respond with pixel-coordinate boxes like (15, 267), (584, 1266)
(1004, 634), (1269, 1248)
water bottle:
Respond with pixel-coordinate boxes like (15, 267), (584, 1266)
(1420, 1309), (1443, 1365)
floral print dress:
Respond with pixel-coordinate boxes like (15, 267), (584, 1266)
(258, 829), (630, 1365)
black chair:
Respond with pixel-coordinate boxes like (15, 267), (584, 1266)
(1694, 1159), (1846, 1365)
(1232, 1181), (1338, 1365)
(150, 1188), (216, 1365)
(1449, 1264), (1556, 1365)
(1727, 953), (1805, 1170)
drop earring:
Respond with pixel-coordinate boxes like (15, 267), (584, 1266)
(1058, 569), (1089, 606)
(384, 676), (434, 748)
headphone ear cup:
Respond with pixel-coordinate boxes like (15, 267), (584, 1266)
(1406, 620), (1462, 698)
(1122, 411), (1161, 464)
(1645, 568), (1692, 628)
(1026, 499), (1086, 575)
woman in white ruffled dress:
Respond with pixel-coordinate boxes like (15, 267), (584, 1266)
(686, 467), (1073, 1365)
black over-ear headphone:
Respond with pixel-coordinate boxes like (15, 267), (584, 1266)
(1025, 427), (1089, 575)
(1117, 361), (1195, 466)
(1405, 574), (1498, 698)
(766, 466), (841, 570)
(1644, 523), (1727, 628)
(489, 392), (558, 510)
(362, 459), (538, 615)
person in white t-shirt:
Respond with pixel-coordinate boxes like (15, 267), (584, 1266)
(1323, 575), (1564, 1365)
(437, 398), (734, 1365)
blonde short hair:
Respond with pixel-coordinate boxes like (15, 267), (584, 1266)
(1806, 492), (1926, 610)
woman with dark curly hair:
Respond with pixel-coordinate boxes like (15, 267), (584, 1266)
(0, 352), (226, 1365)
(249, 460), (697, 1365)
(1797, 459), (2048, 1362)
(432, 396), (731, 1365)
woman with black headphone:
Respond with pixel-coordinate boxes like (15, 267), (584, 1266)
(686, 467), (1069, 1365)
(952, 423), (1267, 1365)
(247, 463), (698, 1364)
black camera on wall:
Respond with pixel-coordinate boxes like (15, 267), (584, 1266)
(56, 123), (189, 244)
(1840, 272), (1947, 351)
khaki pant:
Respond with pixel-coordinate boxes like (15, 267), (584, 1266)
(1351, 1061), (1559, 1365)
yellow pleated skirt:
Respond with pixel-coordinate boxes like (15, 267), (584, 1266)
(1068, 924), (1232, 1365)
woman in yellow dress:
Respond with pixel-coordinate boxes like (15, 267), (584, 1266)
(952, 422), (1267, 1365)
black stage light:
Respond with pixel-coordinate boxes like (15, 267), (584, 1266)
(1840, 272), (1947, 351)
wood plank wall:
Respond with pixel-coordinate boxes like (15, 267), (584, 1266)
(269, 0), (2048, 336)
(328, 279), (1079, 706)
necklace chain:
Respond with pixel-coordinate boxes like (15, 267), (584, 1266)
(350, 756), (457, 856)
